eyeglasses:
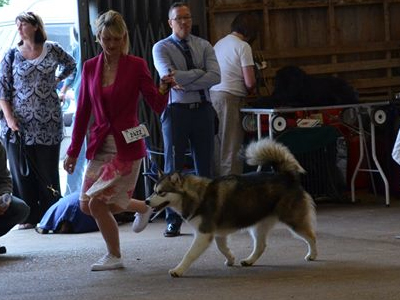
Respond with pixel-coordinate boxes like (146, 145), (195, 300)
(171, 16), (192, 23)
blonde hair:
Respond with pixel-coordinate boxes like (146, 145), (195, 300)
(15, 11), (47, 46)
(95, 10), (130, 55)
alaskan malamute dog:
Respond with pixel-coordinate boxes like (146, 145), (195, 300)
(146, 138), (317, 277)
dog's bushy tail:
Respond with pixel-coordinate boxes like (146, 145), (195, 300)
(245, 138), (305, 174)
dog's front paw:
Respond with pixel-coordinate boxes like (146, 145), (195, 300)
(169, 268), (184, 278)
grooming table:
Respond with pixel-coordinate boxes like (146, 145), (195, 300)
(241, 101), (391, 205)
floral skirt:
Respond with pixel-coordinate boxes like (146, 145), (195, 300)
(80, 135), (142, 209)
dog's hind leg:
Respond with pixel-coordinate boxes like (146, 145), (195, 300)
(285, 205), (317, 261)
(215, 235), (235, 266)
(240, 217), (277, 266)
(288, 224), (317, 261)
(281, 193), (317, 261)
(169, 232), (214, 277)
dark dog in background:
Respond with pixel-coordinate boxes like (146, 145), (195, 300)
(254, 66), (359, 108)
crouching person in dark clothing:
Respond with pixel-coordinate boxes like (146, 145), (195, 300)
(0, 141), (29, 254)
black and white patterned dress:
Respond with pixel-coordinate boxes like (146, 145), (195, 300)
(0, 41), (76, 145)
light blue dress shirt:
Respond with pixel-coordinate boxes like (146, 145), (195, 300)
(152, 33), (221, 104)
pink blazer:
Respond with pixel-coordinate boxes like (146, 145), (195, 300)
(67, 53), (168, 161)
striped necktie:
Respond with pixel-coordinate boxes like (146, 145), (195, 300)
(179, 39), (195, 70)
(179, 39), (206, 101)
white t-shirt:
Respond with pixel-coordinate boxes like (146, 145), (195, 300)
(210, 34), (254, 97)
(26, 42), (48, 65)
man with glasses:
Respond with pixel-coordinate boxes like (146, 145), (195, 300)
(152, 2), (220, 237)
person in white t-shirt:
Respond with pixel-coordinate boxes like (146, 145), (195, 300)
(210, 13), (258, 176)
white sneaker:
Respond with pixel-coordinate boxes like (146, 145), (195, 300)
(91, 253), (124, 271)
(132, 206), (153, 233)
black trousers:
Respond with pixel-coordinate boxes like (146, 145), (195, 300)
(5, 142), (61, 225)
(0, 196), (30, 236)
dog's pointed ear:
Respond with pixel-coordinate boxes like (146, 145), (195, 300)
(170, 172), (182, 185)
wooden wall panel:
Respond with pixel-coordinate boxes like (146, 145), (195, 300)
(211, 12), (236, 40)
(335, 5), (384, 44)
(269, 8), (329, 49)
(389, 3), (400, 39)
(207, 0), (400, 101)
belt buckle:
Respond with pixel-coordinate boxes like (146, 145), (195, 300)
(189, 103), (198, 109)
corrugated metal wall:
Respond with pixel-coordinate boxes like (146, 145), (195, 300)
(77, 0), (206, 149)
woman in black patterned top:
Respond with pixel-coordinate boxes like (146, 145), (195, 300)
(0, 11), (76, 229)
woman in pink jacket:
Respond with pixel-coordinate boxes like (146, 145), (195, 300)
(63, 10), (174, 271)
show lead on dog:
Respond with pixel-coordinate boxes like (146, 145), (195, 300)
(63, 10), (175, 271)
(152, 2), (221, 238)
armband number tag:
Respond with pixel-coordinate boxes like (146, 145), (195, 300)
(122, 124), (149, 144)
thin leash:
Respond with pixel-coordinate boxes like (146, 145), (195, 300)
(148, 71), (174, 221)
(167, 67), (176, 172)
(6, 128), (60, 197)
(150, 207), (166, 222)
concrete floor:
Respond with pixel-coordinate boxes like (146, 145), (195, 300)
(1, 194), (400, 300)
